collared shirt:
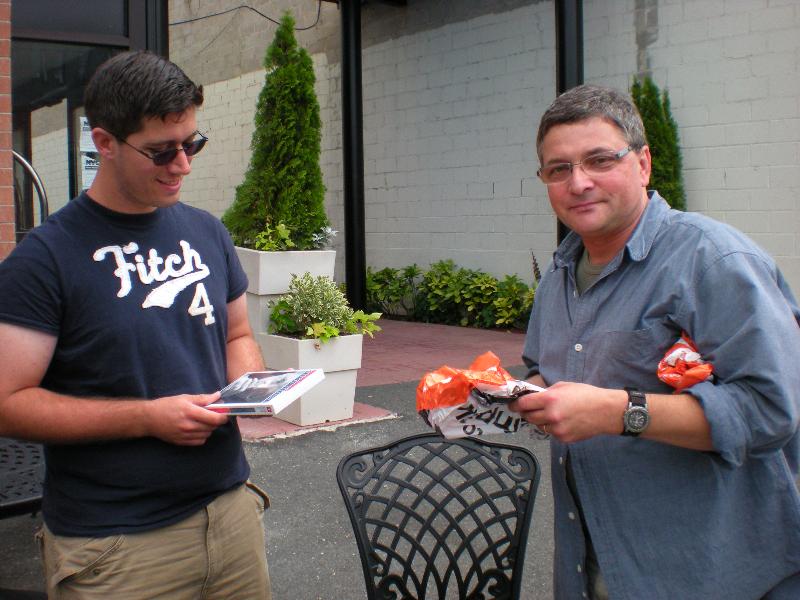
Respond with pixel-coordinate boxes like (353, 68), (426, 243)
(523, 193), (800, 600)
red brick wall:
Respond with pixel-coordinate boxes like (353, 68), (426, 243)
(0, 0), (11, 259)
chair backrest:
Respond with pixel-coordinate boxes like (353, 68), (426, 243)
(336, 432), (540, 600)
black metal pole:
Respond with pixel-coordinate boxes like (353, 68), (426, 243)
(340, 0), (366, 310)
(554, 0), (583, 244)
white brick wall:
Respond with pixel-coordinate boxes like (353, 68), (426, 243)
(30, 102), (71, 214)
(179, 69), (262, 219)
(175, 0), (800, 292)
(182, 2), (557, 284)
(328, 2), (557, 281)
(584, 0), (800, 290)
(31, 129), (70, 215)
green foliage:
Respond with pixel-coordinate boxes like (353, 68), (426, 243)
(494, 275), (535, 328)
(367, 260), (535, 330)
(631, 76), (686, 211)
(366, 265), (423, 318)
(269, 273), (381, 344)
(253, 222), (295, 251)
(222, 12), (329, 249)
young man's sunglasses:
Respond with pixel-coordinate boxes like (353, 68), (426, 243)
(115, 131), (208, 166)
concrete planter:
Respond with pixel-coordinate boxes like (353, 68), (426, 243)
(235, 247), (336, 358)
(258, 332), (363, 426)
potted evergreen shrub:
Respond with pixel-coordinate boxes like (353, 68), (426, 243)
(222, 12), (335, 355)
(264, 273), (381, 426)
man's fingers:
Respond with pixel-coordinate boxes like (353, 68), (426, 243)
(511, 390), (547, 412)
(191, 392), (222, 407)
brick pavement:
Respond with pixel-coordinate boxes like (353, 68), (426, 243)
(238, 319), (527, 440)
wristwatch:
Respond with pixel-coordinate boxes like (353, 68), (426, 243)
(622, 387), (649, 436)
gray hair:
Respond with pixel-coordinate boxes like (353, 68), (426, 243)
(536, 84), (647, 161)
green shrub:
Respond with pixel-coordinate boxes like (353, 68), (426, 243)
(366, 265), (422, 317)
(269, 273), (381, 344)
(631, 76), (686, 211)
(494, 274), (535, 329)
(222, 12), (329, 249)
(368, 260), (535, 330)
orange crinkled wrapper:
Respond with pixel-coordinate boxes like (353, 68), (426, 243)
(657, 332), (714, 392)
(416, 351), (514, 410)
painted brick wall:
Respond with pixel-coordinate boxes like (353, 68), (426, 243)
(177, 1), (557, 283)
(340, 2), (556, 282)
(583, 0), (800, 290)
(0, 0), (11, 260)
(171, 0), (800, 292)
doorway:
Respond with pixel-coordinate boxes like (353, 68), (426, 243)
(11, 0), (167, 239)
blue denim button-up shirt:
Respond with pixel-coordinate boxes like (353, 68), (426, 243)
(523, 193), (800, 600)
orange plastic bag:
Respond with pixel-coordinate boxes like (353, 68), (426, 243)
(416, 351), (514, 411)
(657, 333), (714, 393)
(416, 351), (545, 438)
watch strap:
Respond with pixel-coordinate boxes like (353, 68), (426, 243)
(622, 387), (648, 436)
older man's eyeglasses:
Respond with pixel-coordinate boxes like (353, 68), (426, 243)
(537, 146), (633, 184)
(116, 131), (208, 166)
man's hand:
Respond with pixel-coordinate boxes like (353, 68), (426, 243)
(509, 381), (627, 443)
(144, 392), (229, 446)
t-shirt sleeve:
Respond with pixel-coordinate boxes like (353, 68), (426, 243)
(0, 234), (62, 335)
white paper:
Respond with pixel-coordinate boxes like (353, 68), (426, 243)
(80, 153), (99, 190)
(79, 117), (95, 152)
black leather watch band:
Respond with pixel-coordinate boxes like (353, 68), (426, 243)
(622, 387), (649, 436)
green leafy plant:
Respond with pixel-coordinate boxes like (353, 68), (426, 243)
(631, 76), (686, 211)
(368, 260), (535, 330)
(493, 274), (535, 329)
(366, 264), (422, 317)
(269, 273), (381, 344)
(253, 222), (295, 251)
(222, 12), (329, 249)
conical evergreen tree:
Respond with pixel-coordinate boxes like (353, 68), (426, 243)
(223, 12), (328, 249)
(631, 76), (686, 211)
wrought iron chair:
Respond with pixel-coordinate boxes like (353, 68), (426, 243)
(0, 437), (44, 519)
(336, 432), (540, 599)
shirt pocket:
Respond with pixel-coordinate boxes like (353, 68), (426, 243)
(590, 322), (678, 387)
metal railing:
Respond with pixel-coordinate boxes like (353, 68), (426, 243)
(12, 150), (49, 236)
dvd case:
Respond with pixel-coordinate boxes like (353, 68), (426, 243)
(208, 369), (324, 416)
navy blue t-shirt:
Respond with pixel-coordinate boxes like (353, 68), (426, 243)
(0, 193), (250, 536)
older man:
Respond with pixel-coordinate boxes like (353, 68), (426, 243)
(512, 84), (800, 600)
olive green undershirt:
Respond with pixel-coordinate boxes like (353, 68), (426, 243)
(576, 246), (607, 295)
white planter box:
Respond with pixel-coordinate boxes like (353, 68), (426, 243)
(235, 247), (336, 357)
(257, 333), (362, 426)
(236, 248), (336, 295)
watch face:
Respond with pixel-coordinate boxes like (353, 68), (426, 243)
(625, 406), (650, 433)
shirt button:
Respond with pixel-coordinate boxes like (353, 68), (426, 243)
(574, 343), (583, 352)
(577, 564), (583, 573)
(582, 593), (589, 598)
(559, 456), (564, 465)
(573, 290), (578, 297)
(568, 511), (576, 520)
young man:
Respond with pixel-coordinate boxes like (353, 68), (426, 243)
(512, 85), (800, 599)
(0, 51), (271, 599)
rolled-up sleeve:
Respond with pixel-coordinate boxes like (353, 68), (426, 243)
(682, 251), (800, 468)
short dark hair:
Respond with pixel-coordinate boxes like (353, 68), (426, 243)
(84, 50), (203, 140)
(536, 84), (647, 161)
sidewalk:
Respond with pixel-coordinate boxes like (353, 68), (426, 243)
(238, 319), (527, 440)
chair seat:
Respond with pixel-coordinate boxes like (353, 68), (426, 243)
(0, 438), (44, 519)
